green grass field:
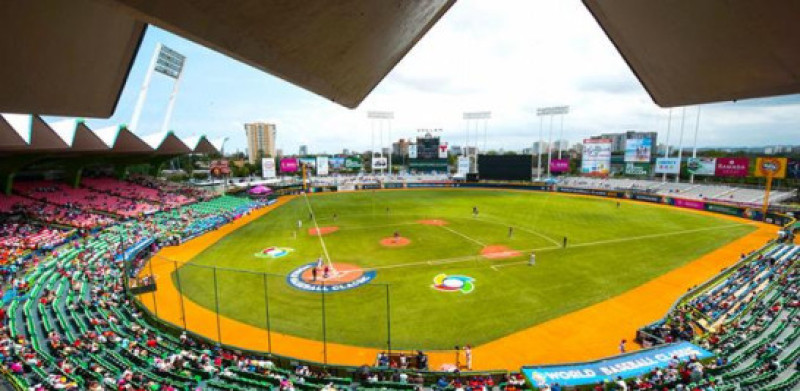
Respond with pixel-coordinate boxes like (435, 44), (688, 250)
(173, 189), (754, 350)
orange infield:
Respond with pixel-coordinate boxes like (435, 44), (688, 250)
(418, 219), (449, 226)
(380, 237), (411, 247)
(137, 193), (778, 371)
(481, 245), (522, 259)
(309, 226), (339, 236)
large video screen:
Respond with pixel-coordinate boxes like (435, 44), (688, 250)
(478, 155), (532, 181)
(624, 137), (652, 162)
(415, 137), (441, 160)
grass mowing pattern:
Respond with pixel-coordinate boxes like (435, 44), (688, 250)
(174, 190), (755, 350)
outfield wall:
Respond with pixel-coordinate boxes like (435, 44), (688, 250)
(324, 181), (794, 227)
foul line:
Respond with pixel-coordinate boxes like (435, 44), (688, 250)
(302, 193), (333, 264)
(363, 223), (749, 273)
(490, 223), (750, 271)
(337, 222), (418, 231)
(438, 225), (486, 247)
(481, 216), (562, 247)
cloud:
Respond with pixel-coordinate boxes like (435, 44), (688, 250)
(81, 1), (800, 155)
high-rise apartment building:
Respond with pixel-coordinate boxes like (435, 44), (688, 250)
(244, 122), (277, 164)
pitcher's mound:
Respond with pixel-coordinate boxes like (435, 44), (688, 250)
(481, 245), (522, 259)
(309, 226), (339, 236)
(418, 219), (448, 226)
(380, 237), (411, 247)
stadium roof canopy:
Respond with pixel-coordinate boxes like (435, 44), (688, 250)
(0, 114), (223, 156)
(0, 0), (455, 117)
(583, 0), (800, 107)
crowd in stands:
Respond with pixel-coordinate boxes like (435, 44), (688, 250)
(83, 177), (195, 209)
(0, 176), (797, 390)
(14, 181), (159, 218)
(0, 193), (115, 229)
(631, 242), (799, 391)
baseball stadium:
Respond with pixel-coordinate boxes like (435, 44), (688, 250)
(0, 2), (799, 391)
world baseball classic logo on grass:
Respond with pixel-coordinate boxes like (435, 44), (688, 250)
(432, 274), (475, 294)
(254, 247), (294, 259)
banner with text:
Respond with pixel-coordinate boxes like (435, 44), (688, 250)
(654, 158), (681, 174)
(624, 163), (650, 176)
(438, 143), (449, 159)
(581, 139), (612, 176)
(456, 156), (470, 176)
(316, 156), (329, 175)
(329, 157), (345, 170)
(345, 156), (363, 169)
(261, 157), (276, 178)
(714, 157), (749, 177)
(549, 159), (570, 173)
(372, 157), (388, 170)
(754, 157), (788, 178)
(686, 157), (716, 176)
(279, 158), (298, 173)
(522, 342), (713, 387)
(408, 144), (418, 159)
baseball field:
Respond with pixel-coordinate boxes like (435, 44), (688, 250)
(167, 189), (757, 352)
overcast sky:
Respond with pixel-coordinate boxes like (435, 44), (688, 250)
(82, 0), (800, 155)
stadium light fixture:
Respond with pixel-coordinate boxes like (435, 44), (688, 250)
(462, 111), (492, 173)
(367, 111), (394, 174)
(535, 106), (570, 179)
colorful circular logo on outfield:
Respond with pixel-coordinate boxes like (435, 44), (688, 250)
(254, 246), (294, 258)
(432, 274), (475, 294)
(287, 263), (377, 293)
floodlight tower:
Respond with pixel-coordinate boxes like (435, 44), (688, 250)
(367, 111), (394, 175)
(462, 111), (491, 173)
(535, 106), (570, 179)
(129, 43), (187, 133)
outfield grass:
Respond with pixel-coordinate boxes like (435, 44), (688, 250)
(174, 189), (755, 350)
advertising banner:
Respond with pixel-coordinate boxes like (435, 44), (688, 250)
(624, 163), (650, 176)
(345, 156), (363, 169)
(754, 157), (788, 178)
(714, 157), (749, 177)
(706, 203), (744, 217)
(624, 138), (652, 162)
(581, 139), (612, 176)
(279, 158), (298, 173)
(671, 198), (705, 210)
(686, 157), (716, 176)
(299, 157), (316, 169)
(329, 157), (345, 170)
(549, 159), (570, 173)
(316, 156), (329, 176)
(789, 159), (800, 179)
(456, 156), (470, 176)
(654, 158), (681, 174)
(632, 193), (662, 203)
(261, 157), (276, 178)
(372, 157), (388, 170)
(408, 144), (418, 159)
(437, 143), (449, 159)
(522, 342), (713, 388)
